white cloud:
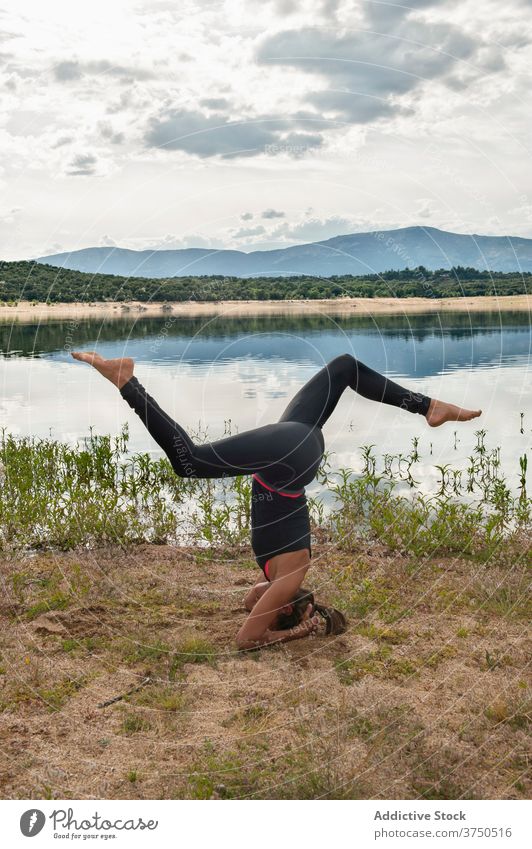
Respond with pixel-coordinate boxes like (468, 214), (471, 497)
(65, 152), (98, 176)
(415, 198), (438, 219)
(232, 225), (267, 239)
(0, 0), (530, 259)
(98, 121), (125, 145)
(144, 107), (325, 159)
(262, 208), (285, 219)
(0, 204), (21, 223)
(53, 58), (155, 82)
(51, 134), (74, 148)
(141, 233), (227, 250)
(269, 215), (355, 244)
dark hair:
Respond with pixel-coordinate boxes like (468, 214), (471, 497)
(276, 587), (347, 636)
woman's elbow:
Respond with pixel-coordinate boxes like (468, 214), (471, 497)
(236, 628), (251, 651)
(236, 627), (267, 651)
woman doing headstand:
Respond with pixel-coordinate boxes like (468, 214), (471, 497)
(72, 351), (481, 650)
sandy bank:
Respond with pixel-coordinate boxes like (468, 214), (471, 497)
(0, 294), (530, 323)
(0, 540), (529, 799)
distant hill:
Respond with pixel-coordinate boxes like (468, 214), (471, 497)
(35, 226), (532, 278)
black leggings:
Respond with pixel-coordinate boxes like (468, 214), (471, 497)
(119, 354), (431, 493)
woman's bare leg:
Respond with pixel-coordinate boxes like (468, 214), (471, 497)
(72, 351), (133, 388)
(425, 398), (482, 427)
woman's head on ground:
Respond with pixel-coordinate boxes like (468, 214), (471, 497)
(275, 587), (347, 635)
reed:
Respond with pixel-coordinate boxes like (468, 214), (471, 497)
(0, 425), (529, 554)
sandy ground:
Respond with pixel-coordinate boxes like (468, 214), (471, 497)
(0, 295), (530, 323)
(0, 540), (529, 800)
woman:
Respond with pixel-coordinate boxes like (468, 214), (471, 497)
(72, 351), (481, 650)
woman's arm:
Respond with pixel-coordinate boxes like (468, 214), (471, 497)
(261, 604), (320, 647)
(236, 550), (313, 650)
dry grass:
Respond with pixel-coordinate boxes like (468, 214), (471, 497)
(0, 541), (530, 800)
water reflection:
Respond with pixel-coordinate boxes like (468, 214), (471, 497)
(0, 311), (530, 497)
(1, 311), (530, 377)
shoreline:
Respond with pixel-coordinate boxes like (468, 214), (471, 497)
(0, 293), (529, 322)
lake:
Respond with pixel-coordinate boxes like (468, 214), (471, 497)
(1, 310), (530, 499)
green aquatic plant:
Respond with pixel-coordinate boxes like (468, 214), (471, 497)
(326, 431), (530, 557)
(0, 424), (529, 554)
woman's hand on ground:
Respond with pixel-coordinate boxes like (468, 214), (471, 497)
(301, 603), (313, 621)
(238, 607), (320, 650)
(294, 606), (321, 637)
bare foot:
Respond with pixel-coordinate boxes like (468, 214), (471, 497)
(71, 351), (134, 389)
(426, 398), (482, 428)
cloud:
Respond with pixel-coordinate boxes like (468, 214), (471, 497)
(262, 208), (285, 219)
(0, 205), (21, 224)
(199, 97), (232, 109)
(54, 60), (82, 81)
(98, 120), (125, 144)
(5, 109), (58, 137)
(0, 29), (20, 44)
(143, 232), (226, 250)
(364, 0), (444, 26)
(144, 107), (324, 158)
(414, 198), (438, 219)
(1, 60), (39, 79)
(66, 152), (98, 176)
(476, 45), (507, 72)
(269, 214), (354, 243)
(51, 135), (74, 148)
(255, 5), (496, 123)
(42, 242), (64, 255)
(232, 225), (266, 238)
(307, 90), (399, 123)
(320, 0), (342, 17)
(1, 0), (529, 260)
(53, 58), (154, 83)
(275, 0), (299, 14)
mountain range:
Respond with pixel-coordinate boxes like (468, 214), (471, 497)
(35, 226), (532, 278)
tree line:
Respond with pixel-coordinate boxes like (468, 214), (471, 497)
(0, 260), (529, 303)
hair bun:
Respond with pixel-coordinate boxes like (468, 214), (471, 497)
(314, 603), (347, 636)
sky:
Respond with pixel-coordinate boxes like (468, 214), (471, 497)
(1, 0), (531, 260)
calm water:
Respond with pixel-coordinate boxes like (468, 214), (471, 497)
(1, 311), (530, 497)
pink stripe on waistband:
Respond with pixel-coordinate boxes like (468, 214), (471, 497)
(252, 472), (304, 499)
(264, 559), (270, 580)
